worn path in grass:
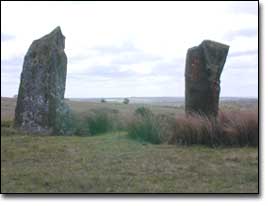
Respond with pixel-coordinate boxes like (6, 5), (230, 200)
(1, 132), (258, 193)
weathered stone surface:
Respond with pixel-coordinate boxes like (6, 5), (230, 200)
(185, 40), (229, 116)
(14, 26), (70, 134)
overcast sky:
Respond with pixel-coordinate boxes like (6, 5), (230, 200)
(1, 1), (258, 98)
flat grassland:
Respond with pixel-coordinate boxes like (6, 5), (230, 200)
(1, 97), (258, 193)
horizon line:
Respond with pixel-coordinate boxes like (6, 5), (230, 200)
(1, 96), (258, 99)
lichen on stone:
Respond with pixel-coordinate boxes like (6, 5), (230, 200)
(15, 26), (70, 135)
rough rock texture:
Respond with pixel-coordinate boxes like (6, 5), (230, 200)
(185, 40), (229, 116)
(14, 26), (70, 134)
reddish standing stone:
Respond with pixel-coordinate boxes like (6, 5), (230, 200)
(185, 40), (229, 116)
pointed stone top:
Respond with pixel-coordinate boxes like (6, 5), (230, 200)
(50, 26), (63, 35)
(47, 26), (65, 40)
(54, 26), (62, 31)
(34, 26), (65, 50)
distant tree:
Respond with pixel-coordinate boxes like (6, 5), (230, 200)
(123, 98), (130, 104)
(13, 95), (18, 98)
(101, 98), (106, 103)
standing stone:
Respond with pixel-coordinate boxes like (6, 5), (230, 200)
(185, 40), (229, 116)
(15, 26), (70, 134)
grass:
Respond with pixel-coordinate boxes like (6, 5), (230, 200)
(170, 110), (258, 147)
(1, 132), (258, 193)
(126, 107), (258, 147)
(1, 97), (258, 193)
(71, 108), (120, 136)
(128, 107), (174, 144)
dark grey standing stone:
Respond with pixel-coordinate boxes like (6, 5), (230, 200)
(14, 26), (70, 135)
(185, 40), (229, 116)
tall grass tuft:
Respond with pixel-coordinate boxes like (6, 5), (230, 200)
(170, 110), (258, 147)
(219, 110), (258, 147)
(86, 110), (114, 135)
(72, 108), (121, 136)
(127, 107), (173, 144)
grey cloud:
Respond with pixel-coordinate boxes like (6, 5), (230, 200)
(67, 74), (111, 81)
(226, 64), (257, 70)
(68, 65), (139, 80)
(1, 71), (20, 96)
(1, 57), (23, 74)
(1, 57), (23, 67)
(229, 49), (258, 58)
(224, 28), (257, 41)
(68, 53), (95, 63)
(151, 58), (185, 77)
(68, 42), (146, 64)
(1, 33), (15, 42)
(88, 65), (135, 78)
(69, 49), (162, 66)
(79, 57), (183, 79)
(92, 42), (140, 55)
(112, 52), (162, 65)
(69, 42), (165, 76)
(226, 48), (258, 71)
(228, 2), (258, 16)
(1, 74), (20, 84)
(68, 57), (186, 82)
(225, 58), (257, 70)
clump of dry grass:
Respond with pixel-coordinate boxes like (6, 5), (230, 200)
(170, 110), (258, 147)
(169, 114), (214, 146)
(219, 110), (258, 147)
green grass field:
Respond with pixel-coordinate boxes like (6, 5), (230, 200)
(1, 97), (258, 193)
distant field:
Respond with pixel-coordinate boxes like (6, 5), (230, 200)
(1, 97), (258, 193)
(1, 97), (17, 121)
(1, 97), (258, 121)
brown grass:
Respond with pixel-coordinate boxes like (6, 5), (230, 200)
(170, 110), (258, 147)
